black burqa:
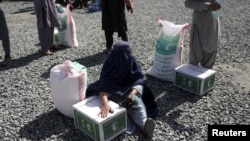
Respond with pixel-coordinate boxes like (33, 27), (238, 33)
(86, 41), (158, 119)
(101, 0), (127, 33)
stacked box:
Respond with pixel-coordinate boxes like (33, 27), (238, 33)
(174, 64), (216, 95)
(73, 96), (127, 141)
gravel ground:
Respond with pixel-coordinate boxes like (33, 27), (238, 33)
(0, 0), (249, 141)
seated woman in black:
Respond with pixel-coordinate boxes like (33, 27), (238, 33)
(86, 41), (157, 138)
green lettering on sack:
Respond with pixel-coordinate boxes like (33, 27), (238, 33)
(58, 16), (67, 31)
(57, 5), (65, 13)
(156, 33), (179, 55)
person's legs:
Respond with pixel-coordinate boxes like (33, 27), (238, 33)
(82, 0), (88, 8)
(104, 30), (113, 53)
(201, 20), (219, 69)
(0, 8), (11, 67)
(0, 38), (11, 67)
(49, 27), (56, 47)
(2, 39), (10, 58)
(127, 101), (147, 129)
(189, 25), (202, 66)
(118, 30), (128, 42)
(38, 27), (53, 55)
(126, 95), (155, 138)
(200, 49), (217, 69)
(0, 8), (10, 58)
(79, 0), (83, 8)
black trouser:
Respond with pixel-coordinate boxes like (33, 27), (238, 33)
(0, 7), (10, 57)
(104, 30), (128, 49)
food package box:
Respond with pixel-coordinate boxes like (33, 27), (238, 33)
(73, 96), (127, 141)
(174, 64), (216, 95)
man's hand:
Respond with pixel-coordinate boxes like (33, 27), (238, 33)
(209, 2), (221, 11)
(125, 0), (134, 14)
(126, 5), (134, 14)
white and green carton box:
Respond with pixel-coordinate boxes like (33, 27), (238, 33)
(73, 96), (127, 141)
(174, 64), (216, 95)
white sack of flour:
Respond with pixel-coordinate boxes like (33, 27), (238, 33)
(50, 60), (87, 118)
(147, 19), (189, 82)
(56, 4), (78, 48)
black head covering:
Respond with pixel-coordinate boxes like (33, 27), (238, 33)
(87, 41), (144, 99)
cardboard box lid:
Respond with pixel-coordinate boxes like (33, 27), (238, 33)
(73, 96), (124, 122)
(175, 64), (216, 79)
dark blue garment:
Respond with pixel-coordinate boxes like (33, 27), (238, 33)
(86, 41), (159, 119)
(142, 83), (159, 119)
(87, 41), (144, 102)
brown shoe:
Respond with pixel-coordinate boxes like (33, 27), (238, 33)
(143, 118), (156, 139)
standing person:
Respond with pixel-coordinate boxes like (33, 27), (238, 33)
(101, 0), (134, 53)
(185, 0), (221, 69)
(0, 6), (11, 67)
(34, 0), (61, 55)
(86, 41), (157, 139)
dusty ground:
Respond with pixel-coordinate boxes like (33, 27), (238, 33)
(0, 0), (249, 141)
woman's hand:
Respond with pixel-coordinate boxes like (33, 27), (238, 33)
(127, 88), (138, 101)
(99, 104), (114, 118)
(98, 92), (114, 118)
(124, 88), (138, 108)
